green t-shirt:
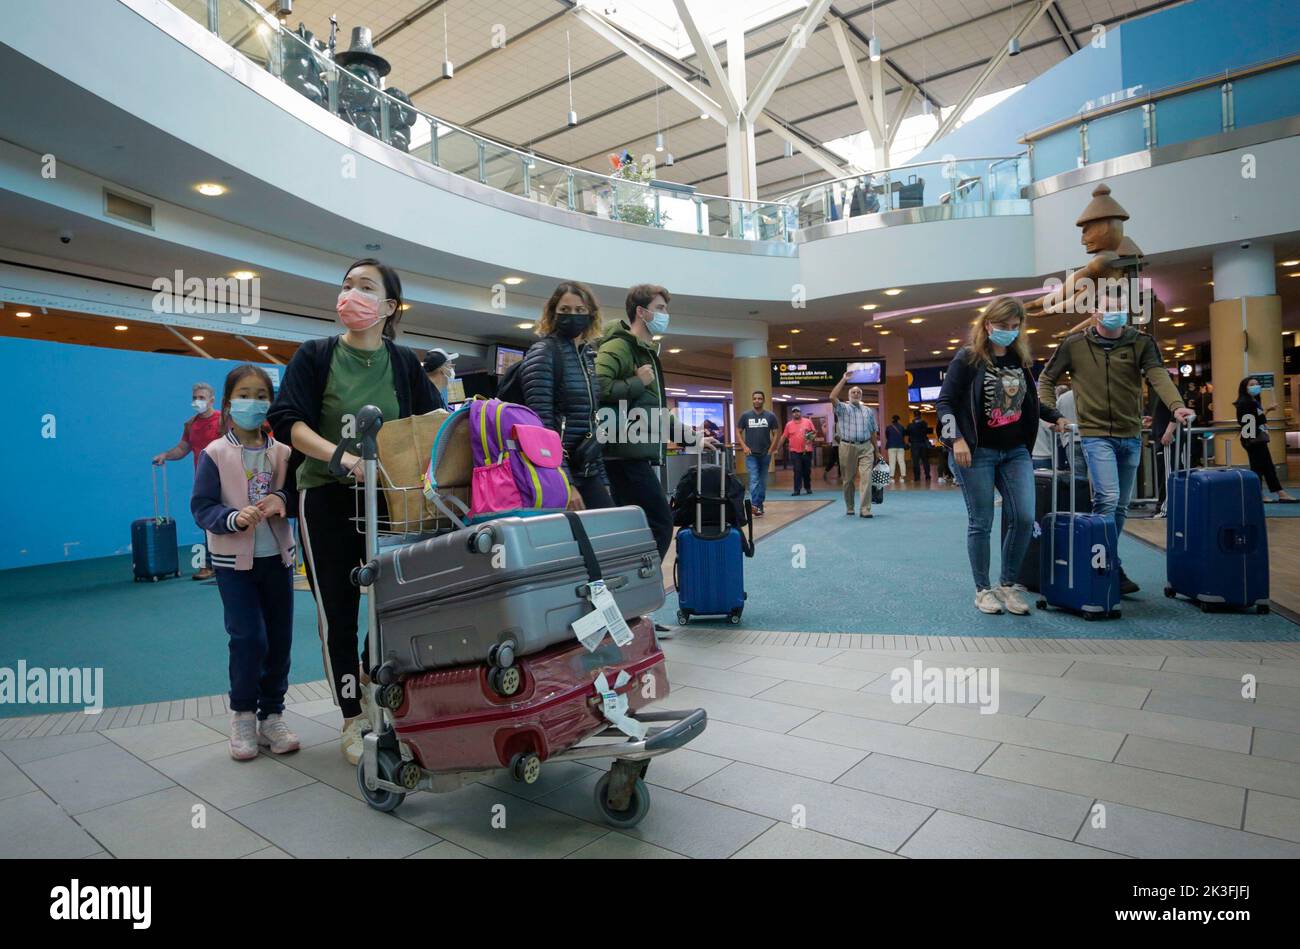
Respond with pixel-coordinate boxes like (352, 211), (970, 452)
(297, 339), (400, 488)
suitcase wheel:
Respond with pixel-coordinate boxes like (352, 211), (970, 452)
(396, 759), (421, 791)
(1108, 610), (1122, 620)
(1083, 612), (1097, 622)
(488, 639), (516, 669)
(357, 753), (406, 813)
(377, 682), (405, 711)
(510, 752), (542, 785)
(1163, 586), (1175, 599)
(1035, 600), (1047, 610)
(1257, 603), (1271, 615)
(676, 610), (690, 626)
(728, 611), (742, 625)
(489, 665), (522, 698)
(594, 772), (650, 829)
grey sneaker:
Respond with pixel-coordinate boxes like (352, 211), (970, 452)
(995, 584), (1031, 615)
(229, 711), (258, 761)
(258, 714), (300, 754)
(975, 589), (1004, 615)
(340, 716), (367, 765)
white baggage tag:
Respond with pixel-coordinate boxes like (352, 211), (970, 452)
(570, 606), (608, 652)
(590, 582), (635, 647)
(592, 671), (647, 739)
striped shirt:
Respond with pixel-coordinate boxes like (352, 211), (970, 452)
(834, 400), (878, 443)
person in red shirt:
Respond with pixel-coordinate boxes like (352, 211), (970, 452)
(773, 406), (818, 496)
(153, 382), (225, 579)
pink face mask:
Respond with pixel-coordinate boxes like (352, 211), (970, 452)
(337, 288), (384, 331)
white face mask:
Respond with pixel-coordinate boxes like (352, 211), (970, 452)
(192, 397), (210, 412)
(444, 365), (455, 382)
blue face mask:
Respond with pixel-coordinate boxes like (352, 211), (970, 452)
(229, 398), (270, 430)
(1247, 384), (1262, 397)
(645, 309), (670, 336)
(988, 328), (1019, 346)
(1099, 311), (1128, 331)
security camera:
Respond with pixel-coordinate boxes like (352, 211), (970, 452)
(58, 230), (73, 244)
(1239, 241), (1251, 250)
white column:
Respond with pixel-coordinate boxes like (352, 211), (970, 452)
(725, 24), (758, 202)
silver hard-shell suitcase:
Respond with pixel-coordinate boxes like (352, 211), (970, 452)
(372, 506), (663, 676)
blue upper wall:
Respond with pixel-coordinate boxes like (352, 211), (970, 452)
(914, 0), (1300, 164)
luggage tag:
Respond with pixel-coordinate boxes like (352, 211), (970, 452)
(589, 580), (635, 647)
(592, 671), (647, 739)
(570, 605), (608, 652)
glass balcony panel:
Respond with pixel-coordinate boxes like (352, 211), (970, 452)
(528, 159), (572, 209)
(1085, 107), (1148, 163)
(482, 142), (527, 196)
(612, 179), (658, 227)
(435, 125), (482, 179)
(1233, 62), (1300, 130)
(1154, 84), (1223, 145)
(1031, 126), (1083, 179)
(216, 0), (274, 70)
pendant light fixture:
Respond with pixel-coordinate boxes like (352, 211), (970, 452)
(1008, 1), (1023, 56)
(868, 1), (881, 61)
(566, 30), (578, 126)
(441, 11), (454, 78)
(921, 42), (931, 116)
(783, 138), (794, 158)
(654, 84), (663, 151)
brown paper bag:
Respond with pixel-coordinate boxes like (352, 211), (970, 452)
(375, 410), (468, 533)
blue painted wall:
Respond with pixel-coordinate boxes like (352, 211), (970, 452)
(914, 0), (1300, 164)
(0, 337), (274, 570)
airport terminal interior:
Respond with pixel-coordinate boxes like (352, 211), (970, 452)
(3, 0), (1300, 864)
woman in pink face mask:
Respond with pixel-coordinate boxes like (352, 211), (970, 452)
(267, 259), (443, 765)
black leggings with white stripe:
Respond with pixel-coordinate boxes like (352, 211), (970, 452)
(298, 481), (371, 721)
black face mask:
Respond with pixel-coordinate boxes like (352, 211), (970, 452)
(556, 313), (590, 339)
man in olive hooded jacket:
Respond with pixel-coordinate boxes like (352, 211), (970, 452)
(1038, 314), (1193, 594)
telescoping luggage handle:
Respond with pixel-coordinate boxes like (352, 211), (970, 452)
(150, 463), (170, 524)
(695, 445), (754, 555)
(1049, 423), (1080, 589)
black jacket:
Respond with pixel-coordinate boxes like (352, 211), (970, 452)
(934, 347), (1041, 454)
(520, 335), (605, 478)
(268, 335), (443, 446)
(905, 419), (931, 446)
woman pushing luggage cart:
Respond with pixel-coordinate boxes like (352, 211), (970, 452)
(344, 404), (706, 827)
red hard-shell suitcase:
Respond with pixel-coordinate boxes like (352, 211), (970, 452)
(391, 616), (667, 774)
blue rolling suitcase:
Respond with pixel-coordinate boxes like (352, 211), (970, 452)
(674, 449), (753, 626)
(1164, 425), (1270, 613)
(132, 465), (180, 582)
(1035, 427), (1121, 620)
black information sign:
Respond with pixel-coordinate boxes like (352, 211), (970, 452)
(771, 358), (886, 388)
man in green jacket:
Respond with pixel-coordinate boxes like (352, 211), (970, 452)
(1038, 311), (1194, 594)
(595, 284), (715, 564)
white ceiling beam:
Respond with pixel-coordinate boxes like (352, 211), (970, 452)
(756, 114), (860, 179)
(571, 5), (728, 124)
(671, 0), (739, 119)
(826, 15), (884, 146)
(742, 0), (837, 123)
(885, 84), (916, 150)
(925, 0), (1053, 147)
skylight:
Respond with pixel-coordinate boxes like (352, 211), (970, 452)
(593, 0), (809, 59)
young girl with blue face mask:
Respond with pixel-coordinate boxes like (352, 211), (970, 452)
(192, 364), (300, 760)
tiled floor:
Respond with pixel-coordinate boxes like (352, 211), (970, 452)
(3, 629), (1300, 859)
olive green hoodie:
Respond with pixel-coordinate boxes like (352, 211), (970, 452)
(594, 319), (670, 463)
(1038, 326), (1184, 438)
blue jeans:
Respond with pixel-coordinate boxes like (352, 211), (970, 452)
(215, 555), (295, 718)
(1081, 436), (1141, 548)
(955, 445), (1035, 591)
(745, 453), (771, 510)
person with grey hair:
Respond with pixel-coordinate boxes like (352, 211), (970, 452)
(153, 381), (226, 580)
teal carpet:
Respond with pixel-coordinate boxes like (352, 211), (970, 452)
(657, 486), (1300, 641)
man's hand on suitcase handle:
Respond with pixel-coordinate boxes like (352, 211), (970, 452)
(1174, 407), (1196, 425)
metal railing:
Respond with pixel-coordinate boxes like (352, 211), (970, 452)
(1022, 53), (1300, 181)
(175, 0), (1032, 242)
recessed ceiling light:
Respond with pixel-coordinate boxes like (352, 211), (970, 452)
(668, 348), (682, 354)
(861, 347), (871, 353)
(114, 325), (129, 331)
(777, 344), (788, 349)
(191, 335), (204, 341)
(1158, 317), (1171, 323)
(195, 182), (226, 196)
(516, 322), (534, 329)
(503, 277), (524, 285)
(15, 311), (31, 318)
(400, 303), (412, 310)
(931, 350), (941, 354)
(976, 287), (995, 294)
(230, 270), (256, 280)
(947, 346), (956, 350)
(1170, 307), (1187, 313)
(878, 330), (891, 335)
(860, 304), (878, 311)
(1025, 328), (1038, 334)
(1173, 322), (1186, 327)
(790, 329), (801, 334)
(652, 335), (663, 341)
(884, 288), (903, 296)
(827, 337), (837, 342)
(1289, 273), (1300, 278)
(256, 345), (269, 351)
(909, 318), (924, 324)
(1280, 260), (1300, 267)
(948, 338), (960, 343)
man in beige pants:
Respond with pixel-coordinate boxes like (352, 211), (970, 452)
(829, 371), (882, 518)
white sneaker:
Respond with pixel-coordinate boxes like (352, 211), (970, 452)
(258, 714), (300, 754)
(975, 589), (1004, 614)
(229, 711), (258, 761)
(995, 584), (1031, 616)
(358, 683), (375, 727)
(340, 716), (368, 765)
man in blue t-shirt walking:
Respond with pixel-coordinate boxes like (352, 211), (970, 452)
(736, 390), (779, 517)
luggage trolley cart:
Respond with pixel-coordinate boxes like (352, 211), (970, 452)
(340, 406), (707, 826)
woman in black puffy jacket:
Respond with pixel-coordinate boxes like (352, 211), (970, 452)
(520, 281), (613, 509)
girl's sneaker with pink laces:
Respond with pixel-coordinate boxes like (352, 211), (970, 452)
(258, 714), (300, 754)
(229, 711), (258, 760)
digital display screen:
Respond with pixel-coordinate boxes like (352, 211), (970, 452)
(918, 385), (942, 401)
(908, 387), (921, 402)
(493, 345), (525, 376)
(771, 359), (885, 388)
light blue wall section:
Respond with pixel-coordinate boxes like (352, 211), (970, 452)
(914, 0), (1300, 164)
(0, 338), (265, 571)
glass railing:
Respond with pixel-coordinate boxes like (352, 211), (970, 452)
(169, 0), (1030, 242)
(1024, 55), (1300, 180)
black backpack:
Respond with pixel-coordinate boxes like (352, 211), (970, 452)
(671, 463), (753, 555)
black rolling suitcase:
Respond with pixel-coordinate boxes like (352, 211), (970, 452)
(132, 465), (180, 581)
(1010, 468), (1092, 592)
(898, 174), (924, 209)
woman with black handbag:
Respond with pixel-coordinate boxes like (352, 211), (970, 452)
(519, 281), (613, 509)
(1234, 376), (1295, 502)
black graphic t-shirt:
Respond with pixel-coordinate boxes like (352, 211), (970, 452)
(977, 353), (1027, 450)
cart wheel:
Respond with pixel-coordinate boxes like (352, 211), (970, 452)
(1163, 586), (1175, 599)
(1108, 610), (1122, 620)
(1035, 600), (1047, 610)
(1083, 612), (1097, 621)
(1257, 603), (1270, 615)
(1195, 599), (1208, 612)
(594, 772), (650, 829)
(510, 752), (542, 784)
(728, 612), (742, 625)
(396, 759), (421, 791)
(676, 610), (689, 626)
(489, 639), (516, 669)
(378, 682), (405, 711)
(357, 753), (405, 812)
(489, 665), (522, 698)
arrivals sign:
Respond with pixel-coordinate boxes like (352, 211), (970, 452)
(771, 359), (885, 388)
